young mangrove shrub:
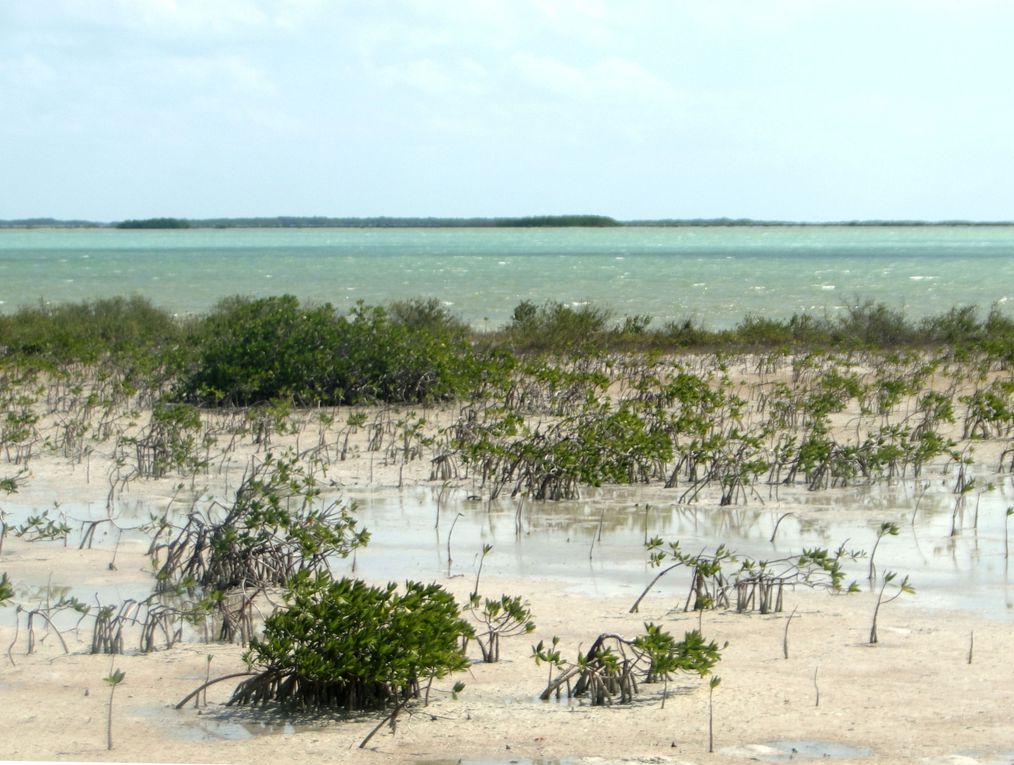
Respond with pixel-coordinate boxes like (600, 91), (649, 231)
(533, 624), (720, 706)
(228, 574), (473, 711)
(468, 593), (536, 663)
(132, 401), (206, 478)
(633, 538), (861, 615)
(465, 544), (536, 662)
(153, 450), (368, 598)
(14, 508), (71, 544)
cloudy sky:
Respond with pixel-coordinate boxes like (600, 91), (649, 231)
(2, 0), (1013, 221)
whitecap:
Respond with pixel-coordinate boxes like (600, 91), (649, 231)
(909, 275), (937, 281)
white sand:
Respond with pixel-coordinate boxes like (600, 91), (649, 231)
(2, 370), (1013, 765)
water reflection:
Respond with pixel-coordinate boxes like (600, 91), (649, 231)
(3, 478), (1013, 619)
(344, 482), (1014, 618)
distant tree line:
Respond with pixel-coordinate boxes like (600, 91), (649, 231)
(116, 218), (192, 229)
(2, 216), (1012, 229)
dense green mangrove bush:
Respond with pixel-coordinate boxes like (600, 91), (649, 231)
(489, 298), (1014, 355)
(2, 294), (1013, 410)
(230, 574), (472, 711)
(0, 295), (181, 364)
(175, 296), (476, 406)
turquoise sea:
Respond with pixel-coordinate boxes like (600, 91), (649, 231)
(0, 226), (1011, 329)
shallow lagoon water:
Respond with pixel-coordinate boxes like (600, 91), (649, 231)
(2, 226), (1013, 328)
(5, 477), (1013, 620)
(342, 480), (1014, 618)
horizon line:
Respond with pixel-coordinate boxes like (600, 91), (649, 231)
(2, 214), (1014, 229)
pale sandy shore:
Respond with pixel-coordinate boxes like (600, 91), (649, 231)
(2, 378), (1013, 765)
(2, 558), (1013, 765)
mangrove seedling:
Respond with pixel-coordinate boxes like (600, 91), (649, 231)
(869, 571), (915, 644)
(868, 521), (899, 583)
(104, 668), (125, 750)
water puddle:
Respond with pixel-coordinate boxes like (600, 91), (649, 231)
(176, 713), (297, 741)
(165, 705), (349, 742)
(722, 740), (872, 761)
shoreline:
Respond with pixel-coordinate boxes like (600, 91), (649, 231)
(1, 351), (1013, 764)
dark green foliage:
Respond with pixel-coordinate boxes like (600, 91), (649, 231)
(177, 296), (475, 406)
(506, 300), (614, 353)
(333, 301), (474, 404)
(495, 215), (619, 227)
(0, 572), (13, 605)
(116, 218), (190, 229)
(2, 295), (1012, 402)
(386, 297), (469, 336)
(0, 296), (180, 364)
(177, 296), (343, 406)
(230, 574), (473, 710)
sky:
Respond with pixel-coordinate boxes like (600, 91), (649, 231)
(2, 0), (1014, 222)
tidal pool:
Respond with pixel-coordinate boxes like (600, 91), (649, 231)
(344, 479), (1014, 618)
(3, 474), (1013, 621)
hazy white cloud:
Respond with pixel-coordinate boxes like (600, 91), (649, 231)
(372, 57), (487, 97)
(3, 0), (1014, 220)
(170, 54), (278, 98)
(510, 52), (675, 105)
